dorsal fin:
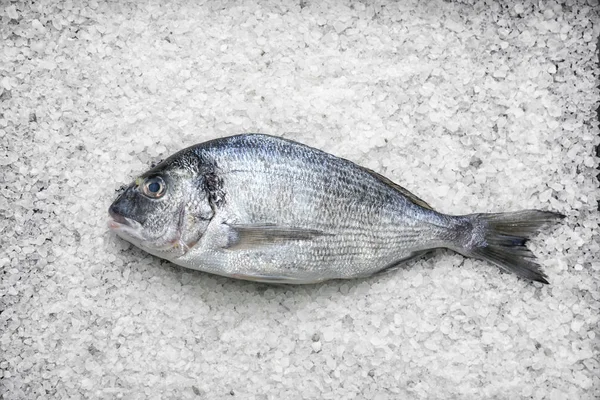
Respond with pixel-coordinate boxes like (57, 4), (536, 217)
(360, 166), (435, 211)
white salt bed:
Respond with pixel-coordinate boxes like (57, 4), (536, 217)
(1, 0), (599, 399)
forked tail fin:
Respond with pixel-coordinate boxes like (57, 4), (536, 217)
(457, 210), (565, 284)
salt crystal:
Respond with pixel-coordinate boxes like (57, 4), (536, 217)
(333, 21), (347, 34)
(424, 341), (437, 351)
(311, 342), (321, 352)
(583, 157), (595, 168)
(571, 319), (584, 332)
(446, 119), (460, 132)
(543, 9), (555, 20)
(6, 5), (18, 19)
(514, 4), (524, 14)
(446, 20), (464, 33)
(325, 355), (336, 370)
(522, 386), (533, 397)
(1, 77), (11, 90)
(440, 320), (451, 335)
(31, 19), (45, 32)
(519, 30), (535, 46)
(493, 67), (508, 78)
(549, 389), (567, 400)
(323, 330), (334, 342)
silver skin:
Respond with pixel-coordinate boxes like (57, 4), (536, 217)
(109, 134), (562, 284)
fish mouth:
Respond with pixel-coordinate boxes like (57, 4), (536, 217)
(107, 207), (195, 258)
(108, 208), (129, 228)
(108, 208), (144, 239)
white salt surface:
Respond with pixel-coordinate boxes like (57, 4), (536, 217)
(1, 0), (599, 399)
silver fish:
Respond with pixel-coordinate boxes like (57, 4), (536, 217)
(108, 134), (563, 284)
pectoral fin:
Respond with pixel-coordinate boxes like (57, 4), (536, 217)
(372, 249), (433, 277)
(223, 223), (332, 250)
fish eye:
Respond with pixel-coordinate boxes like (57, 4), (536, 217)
(141, 176), (166, 199)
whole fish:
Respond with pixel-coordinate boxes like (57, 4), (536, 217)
(108, 134), (563, 284)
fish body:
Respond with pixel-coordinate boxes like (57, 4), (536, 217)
(109, 134), (563, 284)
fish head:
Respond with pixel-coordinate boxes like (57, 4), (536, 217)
(108, 153), (214, 259)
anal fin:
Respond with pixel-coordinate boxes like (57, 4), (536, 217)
(371, 250), (433, 277)
(229, 272), (326, 284)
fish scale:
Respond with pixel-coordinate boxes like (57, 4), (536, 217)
(109, 134), (563, 284)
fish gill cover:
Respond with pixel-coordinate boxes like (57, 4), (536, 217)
(0, 0), (599, 399)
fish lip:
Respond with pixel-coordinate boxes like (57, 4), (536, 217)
(108, 208), (129, 226)
(107, 209), (143, 236)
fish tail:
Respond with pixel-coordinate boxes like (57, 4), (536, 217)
(453, 210), (565, 284)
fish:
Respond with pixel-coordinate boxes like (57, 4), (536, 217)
(108, 134), (564, 284)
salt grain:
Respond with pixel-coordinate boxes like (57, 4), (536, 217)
(31, 19), (45, 33)
(311, 342), (322, 353)
(322, 329), (334, 342)
(445, 19), (464, 33)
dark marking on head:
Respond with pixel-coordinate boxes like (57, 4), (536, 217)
(205, 171), (226, 208)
